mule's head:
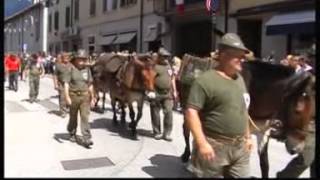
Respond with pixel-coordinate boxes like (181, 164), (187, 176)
(133, 54), (157, 92)
(281, 72), (315, 154)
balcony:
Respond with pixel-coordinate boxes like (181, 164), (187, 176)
(60, 26), (80, 39)
(154, 0), (207, 17)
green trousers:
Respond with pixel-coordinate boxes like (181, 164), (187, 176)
(187, 136), (250, 178)
(58, 86), (68, 115)
(277, 121), (315, 178)
(67, 92), (91, 140)
(29, 75), (40, 100)
(150, 96), (173, 136)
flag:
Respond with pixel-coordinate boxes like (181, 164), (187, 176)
(205, 0), (219, 14)
(175, 0), (184, 15)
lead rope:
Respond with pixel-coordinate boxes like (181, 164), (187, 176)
(248, 114), (261, 132)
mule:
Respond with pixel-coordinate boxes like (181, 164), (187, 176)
(90, 53), (114, 112)
(107, 54), (157, 139)
(179, 60), (315, 178)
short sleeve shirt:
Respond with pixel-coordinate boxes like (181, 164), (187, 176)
(26, 59), (44, 76)
(154, 64), (173, 91)
(54, 63), (71, 83)
(63, 65), (93, 92)
(186, 70), (249, 137)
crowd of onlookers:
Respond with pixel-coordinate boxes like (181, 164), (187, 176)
(280, 54), (315, 74)
(4, 51), (57, 92)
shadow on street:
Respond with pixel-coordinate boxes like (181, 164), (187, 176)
(142, 154), (194, 178)
(53, 133), (70, 143)
(90, 106), (113, 114)
(90, 118), (155, 141)
(49, 95), (59, 99)
(48, 110), (62, 117)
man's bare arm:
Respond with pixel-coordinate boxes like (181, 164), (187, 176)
(185, 107), (215, 161)
(64, 82), (72, 105)
(53, 75), (59, 89)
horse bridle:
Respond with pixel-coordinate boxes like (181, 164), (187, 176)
(270, 77), (312, 141)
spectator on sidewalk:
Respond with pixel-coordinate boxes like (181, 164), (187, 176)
(280, 55), (291, 66)
(299, 55), (313, 74)
(5, 54), (21, 92)
(24, 53), (45, 103)
(288, 55), (303, 74)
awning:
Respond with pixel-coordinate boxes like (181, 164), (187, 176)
(113, 32), (136, 44)
(98, 35), (117, 45)
(266, 10), (315, 35)
(144, 26), (159, 42)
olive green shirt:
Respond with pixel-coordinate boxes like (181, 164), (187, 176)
(54, 63), (71, 84)
(187, 69), (249, 137)
(63, 65), (93, 92)
(26, 59), (44, 76)
(154, 64), (173, 92)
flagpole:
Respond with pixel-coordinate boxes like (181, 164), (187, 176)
(212, 12), (216, 52)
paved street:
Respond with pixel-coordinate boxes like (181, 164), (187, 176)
(4, 76), (310, 178)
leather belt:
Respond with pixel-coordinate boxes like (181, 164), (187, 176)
(205, 131), (245, 144)
(70, 91), (89, 96)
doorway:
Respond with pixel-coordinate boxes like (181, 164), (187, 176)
(237, 19), (262, 57)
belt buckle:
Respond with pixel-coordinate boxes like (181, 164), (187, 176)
(76, 91), (81, 95)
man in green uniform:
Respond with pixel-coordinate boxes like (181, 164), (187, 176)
(148, 48), (178, 141)
(277, 120), (315, 178)
(63, 49), (96, 148)
(53, 52), (72, 118)
(185, 33), (253, 178)
(24, 54), (45, 103)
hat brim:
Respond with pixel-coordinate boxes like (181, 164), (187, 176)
(219, 43), (250, 54)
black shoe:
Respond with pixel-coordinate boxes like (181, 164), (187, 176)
(82, 139), (93, 148)
(86, 139), (94, 146)
(154, 134), (162, 140)
(163, 134), (172, 142)
(69, 135), (76, 142)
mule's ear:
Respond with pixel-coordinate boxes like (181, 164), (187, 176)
(285, 72), (311, 95)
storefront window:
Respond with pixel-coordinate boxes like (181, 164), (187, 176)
(292, 34), (315, 55)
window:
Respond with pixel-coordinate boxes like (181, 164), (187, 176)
(65, 7), (70, 28)
(90, 0), (96, 16)
(103, 0), (118, 12)
(120, 0), (137, 7)
(88, 36), (95, 44)
(35, 18), (40, 41)
(48, 14), (52, 32)
(112, 0), (117, 10)
(54, 11), (59, 30)
(56, 43), (61, 54)
(74, 0), (79, 21)
(103, 0), (107, 12)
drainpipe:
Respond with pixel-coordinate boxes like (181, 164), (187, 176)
(212, 13), (217, 51)
(71, 0), (74, 52)
(224, 0), (229, 33)
(139, 0), (144, 52)
(21, 18), (24, 53)
(42, 2), (48, 53)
